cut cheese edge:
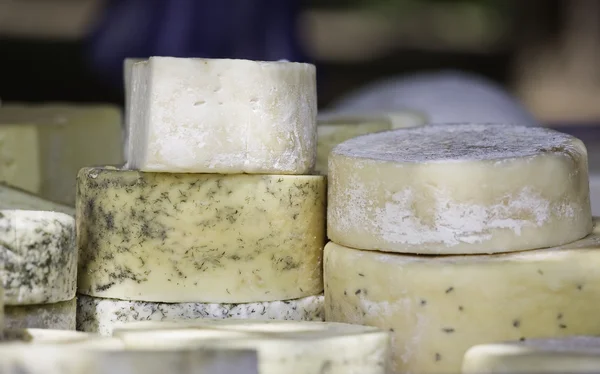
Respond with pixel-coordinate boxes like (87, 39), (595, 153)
(324, 220), (600, 374)
(76, 294), (325, 336)
(328, 123), (592, 254)
(127, 57), (317, 174)
(0, 183), (74, 215)
(77, 167), (326, 303)
(5, 298), (76, 330)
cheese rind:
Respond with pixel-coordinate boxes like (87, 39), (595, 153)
(77, 167), (326, 303)
(324, 226), (600, 374)
(0, 183), (74, 215)
(4, 298), (76, 330)
(328, 123), (592, 254)
(127, 57), (317, 174)
(123, 58), (145, 157)
(462, 336), (600, 373)
(76, 294), (325, 336)
(1, 210), (76, 305)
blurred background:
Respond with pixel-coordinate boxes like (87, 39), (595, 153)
(0, 0), (598, 126)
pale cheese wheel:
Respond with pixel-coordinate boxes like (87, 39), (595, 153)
(462, 336), (600, 373)
(328, 123), (591, 254)
(76, 167), (325, 303)
(113, 319), (391, 374)
(5, 298), (76, 330)
(127, 57), (317, 174)
(76, 294), (324, 336)
(0, 210), (76, 305)
(324, 222), (600, 374)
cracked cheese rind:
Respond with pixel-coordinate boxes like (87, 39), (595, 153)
(5, 298), (76, 330)
(323, 228), (600, 374)
(0, 183), (74, 216)
(76, 167), (326, 303)
(76, 294), (325, 336)
(316, 110), (426, 174)
(113, 319), (391, 374)
(328, 123), (592, 254)
(0, 210), (76, 305)
(462, 336), (600, 373)
(0, 104), (124, 206)
(126, 57), (317, 174)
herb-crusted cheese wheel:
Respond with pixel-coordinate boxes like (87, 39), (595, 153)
(0, 210), (76, 305)
(315, 110), (426, 174)
(77, 167), (325, 303)
(324, 224), (600, 374)
(328, 123), (591, 254)
(113, 319), (391, 374)
(462, 336), (600, 373)
(76, 294), (325, 336)
(5, 298), (76, 330)
(127, 57), (317, 174)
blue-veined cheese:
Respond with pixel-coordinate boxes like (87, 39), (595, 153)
(5, 298), (76, 330)
(0, 210), (76, 305)
(76, 294), (324, 336)
(126, 57), (316, 174)
(324, 224), (600, 374)
(0, 183), (74, 215)
(328, 123), (591, 254)
(77, 167), (326, 303)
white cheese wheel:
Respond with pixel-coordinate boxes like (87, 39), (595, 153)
(328, 123), (591, 254)
(462, 336), (600, 373)
(324, 223), (600, 374)
(5, 298), (76, 330)
(126, 57), (317, 174)
(77, 167), (325, 303)
(0, 183), (74, 215)
(123, 58), (145, 157)
(76, 294), (325, 336)
(0, 210), (76, 305)
(316, 110), (426, 174)
(113, 319), (391, 374)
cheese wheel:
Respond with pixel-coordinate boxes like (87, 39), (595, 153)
(76, 294), (325, 336)
(1, 210), (76, 305)
(127, 57), (317, 174)
(462, 336), (600, 373)
(323, 224), (600, 374)
(0, 183), (74, 215)
(76, 167), (325, 303)
(113, 319), (391, 374)
(315, 110), (426, 174)
(5, 298), (76, 330)
(328, 123), (591, 254)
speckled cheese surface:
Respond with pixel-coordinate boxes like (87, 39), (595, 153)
(315, 110), (426, 174)
(113, 319), (391, 374)
(0, 210), (76, 305)
(5, 298), (76, 330)
(127, 57), (317, 174)
(328, 123), (592, 254)
(0, 183), (74, 216)
(324, 225), (600, 374)
(76, 294), (325, 336)
(462, 336), (600, 373)
(76, 167), (326, 303)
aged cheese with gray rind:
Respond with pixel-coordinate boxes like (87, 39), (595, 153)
(5, 298), (76, 330)
(324, 222), (600, 374)
(0, 183), (74, 215)
(328, 123), (592, 254)
(76, 294), (324, 336)
(77, 167), (325, 303)
(462, 336), (600, 373)
(0, 210), (76, 305)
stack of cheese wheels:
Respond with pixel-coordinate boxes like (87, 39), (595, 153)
(324, 123), (598, 373)
(76, 57), (327, 335)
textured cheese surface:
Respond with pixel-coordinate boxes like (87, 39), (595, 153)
(315, 110), (426, 174)
(324, 228), (600, 374)
(1, 210), (76, 305)
(5, 298), (76, 330)
(76, 294), (325, 336)
(328, 123), (592, 254)
(114, 319), (391, 374)
(0, 103), (124, 205)
(0, 183), (74, 215)
(462, 336), (600, 373)
(127, 57), (317, 174)
(77, 167), (326, 303)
